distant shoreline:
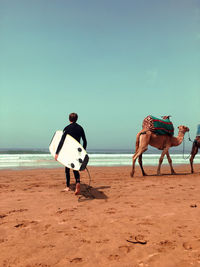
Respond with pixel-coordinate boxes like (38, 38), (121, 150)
(0, 148), (192, 154)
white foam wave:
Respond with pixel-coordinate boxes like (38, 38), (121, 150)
(0, 153), (199, 170)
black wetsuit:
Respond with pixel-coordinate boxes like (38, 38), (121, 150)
(56, 122), (87, 186)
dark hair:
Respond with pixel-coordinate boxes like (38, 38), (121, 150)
(69, 113), (78, 123)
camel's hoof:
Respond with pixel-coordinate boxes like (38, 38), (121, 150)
(171, 171), (176, 175)
(130, 172), (134, 178)
(142, 173), (147, 176)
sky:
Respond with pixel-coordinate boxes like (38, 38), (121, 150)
(0, 0), (200, 150)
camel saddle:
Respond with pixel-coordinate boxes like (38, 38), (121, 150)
(142, 115), (174, 136)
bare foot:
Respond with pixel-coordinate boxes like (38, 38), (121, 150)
(75, 183), (80, 195)
(62, 187), (71, 192)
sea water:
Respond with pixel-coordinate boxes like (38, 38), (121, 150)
(0, 149), (199, 170)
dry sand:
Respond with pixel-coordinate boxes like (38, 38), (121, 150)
(0, 165), (200, 267)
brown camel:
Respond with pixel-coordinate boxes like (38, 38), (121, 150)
(130, 125), (190, 177)
(190, 136), (200, 173)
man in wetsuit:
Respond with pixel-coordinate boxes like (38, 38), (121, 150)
(55, 113), (87, 195)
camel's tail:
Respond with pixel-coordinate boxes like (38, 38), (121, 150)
(135, 133), (140, 152)
(135, 130), (147, 152)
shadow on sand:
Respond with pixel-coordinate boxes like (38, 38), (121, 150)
(77, 184), (110, 202)
(137, 171), (195, 178)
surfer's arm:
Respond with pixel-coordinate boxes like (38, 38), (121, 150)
(82, 129), (87, 150)
(56, 131), (67, 155)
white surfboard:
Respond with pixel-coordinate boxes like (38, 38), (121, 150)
(49, 131), (89, 171)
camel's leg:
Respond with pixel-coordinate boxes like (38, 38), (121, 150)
(130, 150), (140, 177)
(190, 144), (198, 173)
(166, 151), (176, 174)
(138, 154), (147, 176)
(130, 132), (150, 177)
(157, 148), (169, 175)
(130, 148), (147, 177)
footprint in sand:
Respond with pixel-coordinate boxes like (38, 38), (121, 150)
(6, 209), (28, 215)
(177, 225), (188, 229)
(124, 201), (134, 205)
(70, 257), (83, 263)
(108, 254), (120, 261)
(96, 239), (109, 244)
(119, 245), (132, 253)
(0, 185), (9, 189)
(190, 204), (197, 208)
(145, 184), (156, 188)
(183, 242), (192, 250)
(80, 239), (91, 244)
(42, 244), (55, 249)
(31, 264), (50, 267)
(158, 240), (176, 251)
(0, 214), (7, 219)
(105, 208), (116, 214)
(44, 224), (51, 230)
(131, 205), (137, 208)
(28, 183), (40, 188)
(56, 208), (68, 214)
(0, 238), (7, 243)
(14, 220), (39, 228)
(183, 240), (200, 250)
(79, 219), (87, 223)
(137, 220), (153, 226)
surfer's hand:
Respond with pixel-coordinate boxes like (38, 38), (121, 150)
(55, 154), (58, 161)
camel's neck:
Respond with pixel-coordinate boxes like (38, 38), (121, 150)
(171, 131), (186, 147)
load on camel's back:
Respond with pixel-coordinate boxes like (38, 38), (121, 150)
(142, 115), (174, 136)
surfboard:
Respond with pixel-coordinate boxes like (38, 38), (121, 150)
(49, 131), (89, 171)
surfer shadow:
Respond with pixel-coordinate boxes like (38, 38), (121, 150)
(71, 184), (110, 202)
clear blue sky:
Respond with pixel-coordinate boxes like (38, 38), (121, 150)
(1, 0), (199, 150)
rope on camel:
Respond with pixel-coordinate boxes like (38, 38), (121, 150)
(182, 132), (193, 160)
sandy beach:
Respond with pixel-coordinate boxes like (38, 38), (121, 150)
(0, 164), (200, 267)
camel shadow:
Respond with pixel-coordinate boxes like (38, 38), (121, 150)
(141, 172), (193, 177)
(71, 184), (110, 202)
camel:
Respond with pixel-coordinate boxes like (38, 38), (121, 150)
(130, 125), (190, 177)
(190, 136), (200, 173)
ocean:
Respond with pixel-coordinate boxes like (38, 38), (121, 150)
(0, 149), (199, 170)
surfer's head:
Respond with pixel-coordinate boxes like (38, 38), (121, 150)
(69, 113), (78, 123)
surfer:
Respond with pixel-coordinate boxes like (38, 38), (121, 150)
(55, 113), (87, 195)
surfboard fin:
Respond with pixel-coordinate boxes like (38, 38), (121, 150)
(80, 154), (89, 171)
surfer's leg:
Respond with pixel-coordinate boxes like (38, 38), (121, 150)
(73, 170), (80, 183)
(74, 171), (80, 195)
(65, 167), (70, 187)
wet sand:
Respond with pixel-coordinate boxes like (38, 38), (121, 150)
(0, 165), (200, 267)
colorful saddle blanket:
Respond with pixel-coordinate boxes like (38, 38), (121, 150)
(142, 115), (174, 136)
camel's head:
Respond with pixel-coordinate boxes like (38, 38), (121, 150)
(178, 125), (190, 133)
